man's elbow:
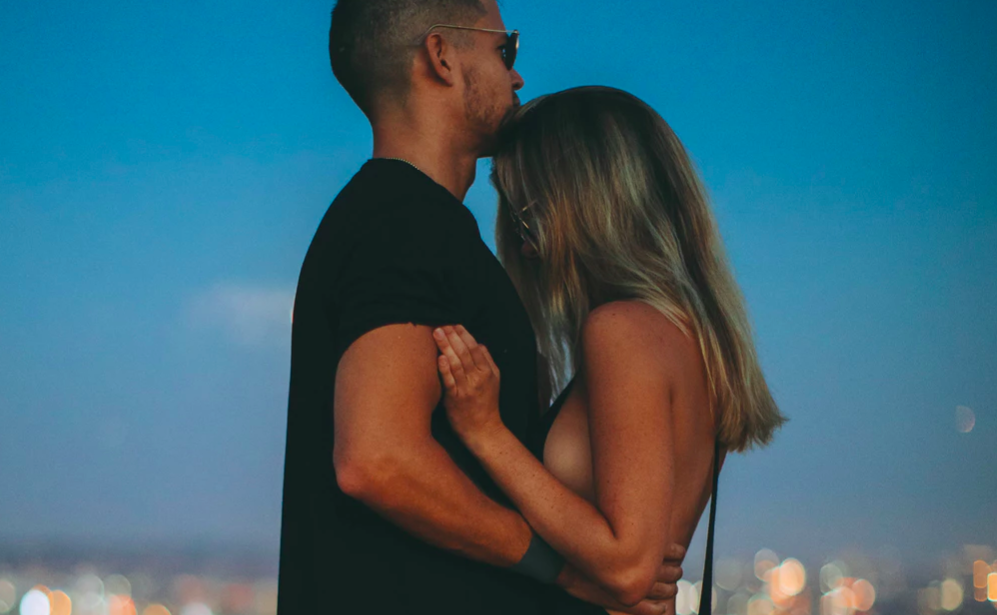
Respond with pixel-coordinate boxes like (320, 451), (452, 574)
(334, 449), (405, 503)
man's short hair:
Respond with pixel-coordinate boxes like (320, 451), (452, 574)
(329, 0), (487, 114)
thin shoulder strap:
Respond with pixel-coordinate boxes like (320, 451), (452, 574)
(699, 441), (722, 615)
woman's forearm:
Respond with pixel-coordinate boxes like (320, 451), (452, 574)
(465, 423), (669, 605)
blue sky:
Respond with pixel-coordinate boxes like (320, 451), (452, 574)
(1, 0), (994, 567)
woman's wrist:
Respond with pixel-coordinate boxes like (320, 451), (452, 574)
(460, 412), (510, 458)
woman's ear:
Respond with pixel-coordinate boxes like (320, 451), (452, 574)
(423, 32), (458, 86)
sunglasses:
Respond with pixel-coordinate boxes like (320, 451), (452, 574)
(419, 24), (519, 70)
(507, 202), (540, 252)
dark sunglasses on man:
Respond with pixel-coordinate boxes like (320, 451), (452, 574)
(418, 24), (520, 70)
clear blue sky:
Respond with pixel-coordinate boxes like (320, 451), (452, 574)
(1, 0), (994, 567)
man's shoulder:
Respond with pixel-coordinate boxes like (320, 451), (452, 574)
(324, 164), (477, 241)
(301, 166), (482, 285)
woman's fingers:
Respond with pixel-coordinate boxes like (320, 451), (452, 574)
(662, 543), (687, 564)
(480, 344), (500, 376)
(444, 326), (478, 370)
(647, 580), (679, 600)
(657, 563), (683, 584)
(434, 325), (496, 383)
(631, 599), (671, 615)
(470, 345), (492, 373)
(438, 354), (456, 390)
(455, 325), (478, 349)
(453, 325), (498, 376)
(433, 328), (466, 385)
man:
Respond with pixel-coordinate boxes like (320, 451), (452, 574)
(277, 1), (684, 613)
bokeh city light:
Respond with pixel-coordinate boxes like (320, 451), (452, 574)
(4, 546), (997, 615)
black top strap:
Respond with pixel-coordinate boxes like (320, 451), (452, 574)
(699, 441), (722, 615)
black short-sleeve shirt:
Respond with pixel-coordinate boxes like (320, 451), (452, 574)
(277, 160), (546, 615)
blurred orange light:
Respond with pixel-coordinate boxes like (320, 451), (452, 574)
(48, 592), (71, 615)
(821, 587), (855, 615)
(779, 559), (807, 597)
(143, 605), (171, 615)
(852, 579), (876, 612)
(975, 561), (991, 589)
(221, 583), (254, 613)
(988, 573), (997, 602)
(173, 575), (205, 605)
(109, 595), (137, 615)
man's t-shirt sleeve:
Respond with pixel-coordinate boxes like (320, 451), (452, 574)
(331, 203), (463, 355)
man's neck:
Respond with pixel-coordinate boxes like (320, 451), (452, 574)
(370, 113), (479, 202)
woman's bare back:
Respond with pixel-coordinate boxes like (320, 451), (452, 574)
(542, 306), (726, 553)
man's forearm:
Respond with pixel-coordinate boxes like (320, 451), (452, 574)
(336, 435), (534, 567)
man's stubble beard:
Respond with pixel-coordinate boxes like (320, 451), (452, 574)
(462, 67), (513, 157)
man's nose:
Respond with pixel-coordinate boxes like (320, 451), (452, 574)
(511, 69), (525, 91)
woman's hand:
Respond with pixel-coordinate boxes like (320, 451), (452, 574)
(432, 325), (504, 447)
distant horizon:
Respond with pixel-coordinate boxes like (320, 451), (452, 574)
(3, 534), (989, 581)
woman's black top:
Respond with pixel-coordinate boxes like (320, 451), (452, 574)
(534, 378), (721, 615)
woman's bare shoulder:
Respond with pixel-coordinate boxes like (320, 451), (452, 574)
(583, 301), (695, 354)
(581, 300), (703, 393)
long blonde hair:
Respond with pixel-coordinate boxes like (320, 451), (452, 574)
(492, 86), (785, 452)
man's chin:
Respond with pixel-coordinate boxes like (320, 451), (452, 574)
(475, 101), (520, 159)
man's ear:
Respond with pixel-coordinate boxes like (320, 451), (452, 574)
(423, 32), (458, 86)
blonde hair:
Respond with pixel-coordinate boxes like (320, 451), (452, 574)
(492, 86), (785, 452)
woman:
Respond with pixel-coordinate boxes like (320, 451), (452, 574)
(432, 87), (786, 615)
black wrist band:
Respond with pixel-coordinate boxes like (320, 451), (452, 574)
(510, 532), (565, 584)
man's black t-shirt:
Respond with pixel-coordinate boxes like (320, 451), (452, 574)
(277, 159), (546, 614)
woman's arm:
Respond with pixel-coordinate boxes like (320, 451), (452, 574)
(434, 304), (682, 607)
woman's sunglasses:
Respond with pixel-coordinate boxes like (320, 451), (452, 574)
(507, 202), (540, 252)
(418, 24), (519, 70)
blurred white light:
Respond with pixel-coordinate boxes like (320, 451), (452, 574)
(691, 581), (703, 614)
(727, 592), (750, 615)
(941, 579), (964, 611)
(956, 406), (976, 433)
(75, 573), (105, 612)
(180, 603), (212, 615)
(755, 549), (779, 581)
(105, 575), (132, 598)
(717, 558), (744, 591)
(821, 562), (845, 593)
(19, 590), (49, 615)
(748, 594), (774, 615)
(919, 585), (941, 615)
(677, 580), (696, 615)
(0, 579), (16, 615)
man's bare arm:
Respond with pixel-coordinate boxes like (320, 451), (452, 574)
(333, 323), (682, 613)
(332, 323), (533, 566)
